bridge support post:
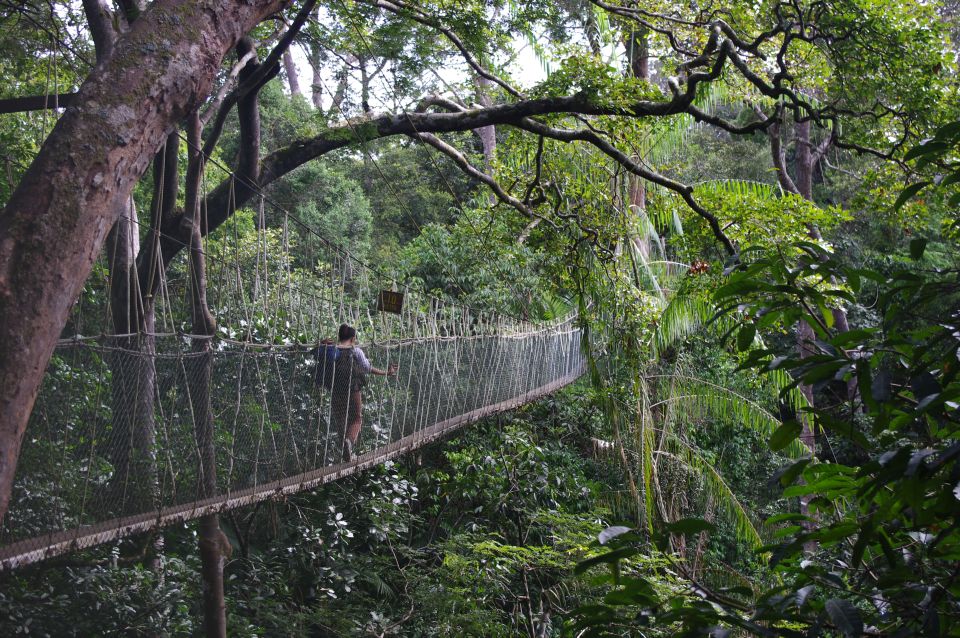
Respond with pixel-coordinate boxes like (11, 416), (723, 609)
(185, 109), (228, 638)
(198, 514), (228, 638)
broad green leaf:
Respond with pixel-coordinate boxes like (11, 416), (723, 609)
(598, 526), (632, 545)
(770, 457), (814, 487)
(892, 181), (931, 210)
(909, 238), (928, 260)
(665, 518), (716, 536)
(824, 598), (863, 637)
(770, 421), (803, 452)
(737, 324), (757, 351)
(904, 141), (948, 161)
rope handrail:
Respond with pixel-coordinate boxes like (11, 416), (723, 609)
(3, 311), (584, 570)
(0, 366), (583, 571)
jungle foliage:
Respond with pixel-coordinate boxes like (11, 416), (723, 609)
(2, 0), (960, 636)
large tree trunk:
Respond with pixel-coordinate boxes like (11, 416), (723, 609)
(311, 60), (325, 109)
(306, 8), (325, 110)
(0, 0), (287, 525)
(475, 6), (500, 192)
(794, 119), (816, 201)
(82, 0), (159, 520)
(475, 75), (497, 172)
(359, 56), (372, 115)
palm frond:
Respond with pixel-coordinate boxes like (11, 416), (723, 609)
(768, 363), (810, 413)
(647, 374), (808, 459)
(649, 292), (714, 357)
(657, 437), (762, 547)
(693, 179), (782, 199)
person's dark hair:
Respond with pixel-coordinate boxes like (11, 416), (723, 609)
(338, 323), (356, 342)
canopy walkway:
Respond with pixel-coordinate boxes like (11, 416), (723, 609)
(0, 190), (584, 571)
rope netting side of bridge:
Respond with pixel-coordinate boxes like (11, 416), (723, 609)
(0, 184), (585, 570)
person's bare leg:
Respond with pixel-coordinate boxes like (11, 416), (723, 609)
(344, 390), (363, 459)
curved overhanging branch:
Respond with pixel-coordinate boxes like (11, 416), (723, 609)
(682, 100), (777, 136)
(415, 93), (467, 114)
(165, 19), (890, 264)
(173, 74), (742, 263)
(408, 130), (558, 233)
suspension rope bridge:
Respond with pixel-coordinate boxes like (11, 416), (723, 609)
(0, 152), (585, 571)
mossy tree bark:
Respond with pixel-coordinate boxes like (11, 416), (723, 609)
(0, 0), (287, 525)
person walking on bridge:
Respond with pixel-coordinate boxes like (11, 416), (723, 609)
(332, 323), (397, 461)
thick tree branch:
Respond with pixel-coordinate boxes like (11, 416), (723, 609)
(174, 67), (739, 263)
(165, 27), (817, 266)
(238, 0), (318, 97)
(81, 0), (116, 60)
(199, 50), (257, 127)
(0, 93), (77, 114)
(200, 0), (316, 156)
(811, 129), (836, 166)
(754, 104), (801, 196)
(236, 38), (264, 227)
(137, 134), (181, 305)
(409, 131), (557, 232)
(684, 101), (778, 135)
(833, 137), (902, 162)
(415, 94), (467, 113)
(201, 41), (277, 160)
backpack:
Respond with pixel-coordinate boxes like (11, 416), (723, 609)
(311, 340), (340, 391)
(333, 347), (368, 393)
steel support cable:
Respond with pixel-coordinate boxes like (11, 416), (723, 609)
(175, 129), (538, 331)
